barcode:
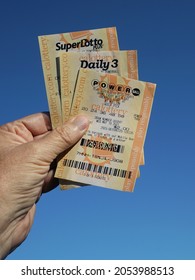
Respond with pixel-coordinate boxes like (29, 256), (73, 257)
(80, 138), (125, 153)
(63, 159), (131, 179)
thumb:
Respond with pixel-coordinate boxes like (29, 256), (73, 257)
(35, 115), (89, 163)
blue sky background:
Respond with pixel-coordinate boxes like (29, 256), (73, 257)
(1, 0), (195, 259)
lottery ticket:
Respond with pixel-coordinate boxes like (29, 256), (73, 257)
(55, 69), (156, 192)
(59, 50), (143, 190)
(59, 49), (144, 163)
(38, 27), (119, 128)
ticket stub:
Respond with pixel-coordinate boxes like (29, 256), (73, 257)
(55, 69), (156, 192)
(38, 27), (119, 128)
(60, 50), (138, 121)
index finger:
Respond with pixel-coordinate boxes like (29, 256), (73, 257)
(18, 112), (52, 136)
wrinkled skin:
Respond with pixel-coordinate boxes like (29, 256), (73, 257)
(0, 113), (89, 259)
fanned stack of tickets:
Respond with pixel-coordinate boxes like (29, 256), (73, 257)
(38, 27), (156, 192)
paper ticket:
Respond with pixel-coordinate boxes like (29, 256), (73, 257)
(59, 50), (144, 166)
(59, 50), (143, 190)
(38, 27), (119, 128)
(60, 50), (138, 121)
(55, 69), (156, 192)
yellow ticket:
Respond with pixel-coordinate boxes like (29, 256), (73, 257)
(38, 27), (119, 128)
(59, 50), (142, 191)
(60, 50), (138, 121)
(55, 69), (156, 192)
(60, 50), (144, 166)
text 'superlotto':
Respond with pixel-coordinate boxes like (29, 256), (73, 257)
(38, 27), (156, 192)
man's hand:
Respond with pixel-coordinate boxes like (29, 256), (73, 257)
(0, 113), (89, 259)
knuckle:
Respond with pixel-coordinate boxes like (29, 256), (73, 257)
(55, 125), (74, 146)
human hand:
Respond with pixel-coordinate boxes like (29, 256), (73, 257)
(0, 113), (89, 259)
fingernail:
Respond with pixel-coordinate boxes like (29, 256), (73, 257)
(70, 115), (89, 131)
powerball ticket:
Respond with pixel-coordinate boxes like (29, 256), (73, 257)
(59, 50), (142, 191)
(38, 27), (119, 128)
(59, 50), (144, 166)
(55, 69), (156, 192)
